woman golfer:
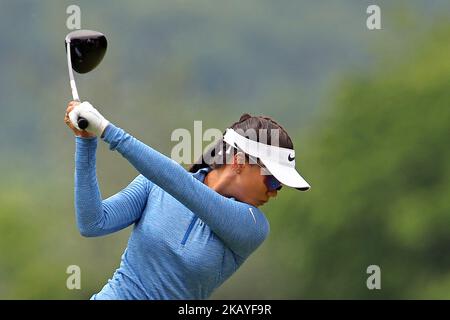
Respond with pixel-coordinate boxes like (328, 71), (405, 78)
(65, 101), (310, 300)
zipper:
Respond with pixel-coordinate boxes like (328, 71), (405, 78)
(181, 216), (198, 245)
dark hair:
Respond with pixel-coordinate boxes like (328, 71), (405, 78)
(189, 113), (294, 173)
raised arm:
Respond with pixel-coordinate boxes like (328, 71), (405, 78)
(101, 123), (269, 258)
(74, 137), (152, 237)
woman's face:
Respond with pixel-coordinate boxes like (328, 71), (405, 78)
(233, 163), (279, 207)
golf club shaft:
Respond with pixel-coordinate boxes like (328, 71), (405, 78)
(66, 39), (88, 130)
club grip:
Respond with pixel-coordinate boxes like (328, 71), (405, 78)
(77, 117), (89, 130)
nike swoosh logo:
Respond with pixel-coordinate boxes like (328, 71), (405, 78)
(249, 208), (257, 224)
(288, 154), (295, 161)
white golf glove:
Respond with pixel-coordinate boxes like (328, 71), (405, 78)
(69, 101), (109, 137)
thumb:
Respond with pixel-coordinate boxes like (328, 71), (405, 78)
(68, 109), (81, 131)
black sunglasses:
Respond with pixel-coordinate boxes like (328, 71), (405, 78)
(249, 156), (282, 191)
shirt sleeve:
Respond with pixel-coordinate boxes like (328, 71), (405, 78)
(74, 136), (152, 237)
(101, 123), (270, 258)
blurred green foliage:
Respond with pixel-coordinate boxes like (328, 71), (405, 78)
(220, 24), (450, 299)
(0, 1), (449, 299)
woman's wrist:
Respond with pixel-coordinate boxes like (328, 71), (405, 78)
(76, 135), (97, 140)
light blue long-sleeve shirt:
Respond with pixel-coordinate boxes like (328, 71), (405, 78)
(74, 123), (270, 300)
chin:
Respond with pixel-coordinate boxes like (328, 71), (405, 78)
(254, 200), (265, 207)
(245, 200), (259, 207)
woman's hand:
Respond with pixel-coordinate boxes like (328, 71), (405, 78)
(65, 101), (109, 138)
(65, 101), (96, 138)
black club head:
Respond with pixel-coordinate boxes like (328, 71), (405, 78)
(65, 30), (107, 74)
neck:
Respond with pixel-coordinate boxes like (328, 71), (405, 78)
(204, 167), (234, 197)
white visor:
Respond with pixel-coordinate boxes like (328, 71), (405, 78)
(222, 128), (310, 191)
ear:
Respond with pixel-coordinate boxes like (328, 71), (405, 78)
(235, 152), (246, 165)
(232, 152), (246, 173)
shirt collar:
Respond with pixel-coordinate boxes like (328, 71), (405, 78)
(192, 166), (212, 183)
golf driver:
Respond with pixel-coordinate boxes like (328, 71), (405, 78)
(65, 30), (107, 130)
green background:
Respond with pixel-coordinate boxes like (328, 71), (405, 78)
(0, 0), (449, 299)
